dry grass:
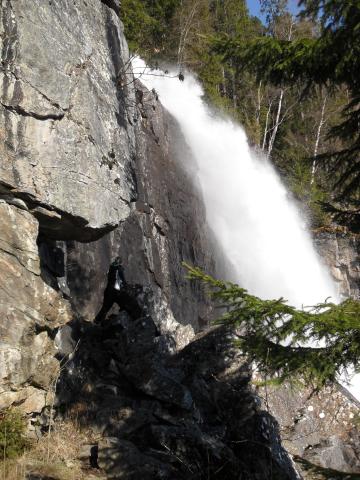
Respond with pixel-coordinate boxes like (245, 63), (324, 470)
(1, 419), (101, 480)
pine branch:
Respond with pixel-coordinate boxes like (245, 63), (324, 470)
(184, 263), (360, 387)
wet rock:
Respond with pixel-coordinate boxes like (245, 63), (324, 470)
(62, 82), (219, 335)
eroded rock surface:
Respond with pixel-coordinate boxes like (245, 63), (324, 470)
(259, 381), (360, 475)
(0, 201), (71, 411)
(314, 230), (360, 300)
(62, 81), (217, 336)
(0, 0), (137, 241)
(0, 0), (214, 417)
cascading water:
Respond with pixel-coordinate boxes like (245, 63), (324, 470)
(133, 59), (360, 398)
(133, 58), (337, 308)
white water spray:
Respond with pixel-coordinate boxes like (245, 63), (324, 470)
(134, 58), (337, 308)
(133, 59), (360, 400)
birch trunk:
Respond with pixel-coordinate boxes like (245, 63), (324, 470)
(311, 94), (327, 184)
(262, 100), (272, 152)
(266, 21), (294, 157)
(267, 88), (284, 157)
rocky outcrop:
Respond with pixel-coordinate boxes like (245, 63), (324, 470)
(56, 315), (299, 480)
(258, 381), (360, 475)
(0, 0), (216, 420)
(0, 0), (136, 241)
(0, 0), (138, 415)
(314, 230), (360, 300)
(0, 200), (72, 411)
(62, 81), (217, 336)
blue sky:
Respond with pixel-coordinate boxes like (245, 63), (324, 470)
(246, 0), (301, 22)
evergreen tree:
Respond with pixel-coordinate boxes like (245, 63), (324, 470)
(186, 264), (360, 388)
(216, 0), (360, 226)
(121, 0), (181, 53)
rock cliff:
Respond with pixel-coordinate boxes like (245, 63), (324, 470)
(0, 0), (214, 409)
(1, 0), (136, 412)
(314, 230), (360, 300)
(258, 379), (360, 477)
(0, 1), (299, 479)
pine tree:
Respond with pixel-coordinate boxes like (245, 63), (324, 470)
(216, 0), (360, 226)
(185, 264), (360, 388)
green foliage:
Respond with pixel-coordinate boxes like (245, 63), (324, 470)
(0, 410), (28, 459)
(121, 0), (180, 53)
(185, 263), (360, 388)
(121, 0), (155, 51)
(217, 0), (360, 212)
(284, 160), (331, 227)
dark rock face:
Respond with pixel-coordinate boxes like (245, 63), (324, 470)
(57, 316), (299, 479)
(62, 81), (217, 336)
(0, 0), (213, 413)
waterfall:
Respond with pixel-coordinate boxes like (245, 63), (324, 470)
(133, 58), (337, 308)
(132, 59), (360, 399)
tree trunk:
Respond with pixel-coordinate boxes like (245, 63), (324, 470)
(177, 1), (199, 70)
(265, 20), (294, 157)
(311, 93), (327, 184)
(262, 99), (272, 152)
(267, 88), (283, 157)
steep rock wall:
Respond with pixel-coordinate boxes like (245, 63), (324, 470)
(0, 1), (300, 479)
(0, 0), (216, 412)
(314, 230), (360, 300)
(0, 0), (136, 241)
(0, 0), (137, 411)
(63, 82), (217, 339)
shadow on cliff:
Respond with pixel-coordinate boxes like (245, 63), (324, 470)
(55, 303), (299, 479)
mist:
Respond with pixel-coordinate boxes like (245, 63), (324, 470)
(131, 58), (360, 399)
(133, 58), (337, 309)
